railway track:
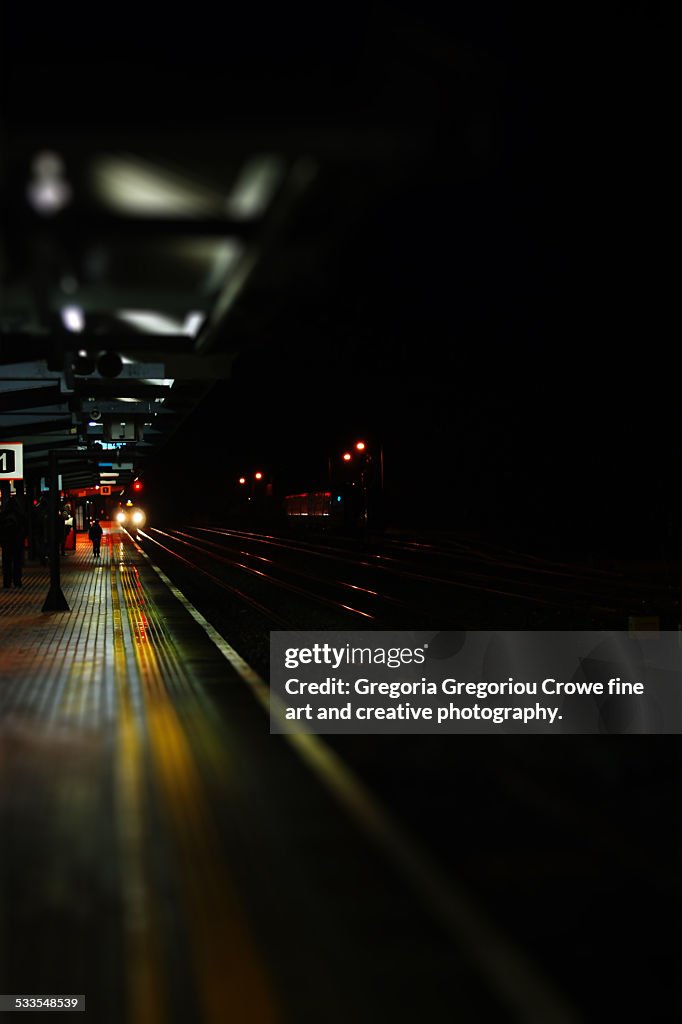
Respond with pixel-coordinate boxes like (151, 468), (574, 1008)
(137, 524), (674, 630)
(130, 523), (680, 1021)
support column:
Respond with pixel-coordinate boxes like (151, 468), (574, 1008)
(42, 449), (70, 612)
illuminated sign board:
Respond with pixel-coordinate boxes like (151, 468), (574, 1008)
(0, 444), (23, 480)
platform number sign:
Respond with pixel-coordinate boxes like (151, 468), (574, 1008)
(100, 485), (111, 495)
(0, 444), (23, 480)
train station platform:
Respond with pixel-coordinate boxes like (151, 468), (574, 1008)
(0, 529), (575, 1024)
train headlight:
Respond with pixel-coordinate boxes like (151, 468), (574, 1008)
(116, 511), (127, 524)
(132, 510), (145, 526)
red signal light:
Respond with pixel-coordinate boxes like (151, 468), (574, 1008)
(355, 441), (366, 451)
(342, 453), (352, 462)
(239, 477), (246, 484)
(133, 480), (142, 491)
(255, 472), (263, 480)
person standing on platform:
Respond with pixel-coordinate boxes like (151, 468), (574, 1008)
(88, 519), (103, 558)
(0, 495), (28, 588)
(60, 501), (73, 556)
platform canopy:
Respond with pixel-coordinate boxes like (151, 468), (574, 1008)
(0, 8), (495, 491)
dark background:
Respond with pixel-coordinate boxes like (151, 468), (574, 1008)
(4, 2), (676, 555)
(155, 4), (675, 555)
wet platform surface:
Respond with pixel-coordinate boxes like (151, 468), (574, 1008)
(1, 527), (554, 1024)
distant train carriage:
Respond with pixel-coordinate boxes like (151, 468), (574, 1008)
(284, 488), (373, 533)
(284, 491), (332, 518)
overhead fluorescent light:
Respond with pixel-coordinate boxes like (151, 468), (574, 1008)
(27, 152), (72, 215)
(117, 307), (203, 339)
(225, 155), (284, 219)
(117, 310), (183, 334)
(201, 240), (244, 294)
(61, 305), (85, 332)
(183, 312), (205, 336)
(92, 156), (223, 217)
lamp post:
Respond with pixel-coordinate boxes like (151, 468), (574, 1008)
(355, 442), (369, 526)
(237, 471), (266, 514)
(328, 439), (385, 529)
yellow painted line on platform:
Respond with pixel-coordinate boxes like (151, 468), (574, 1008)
(110, 562), (167, 1024)
(135, 540), (582, 1024)
(118, 563), (280, 1024)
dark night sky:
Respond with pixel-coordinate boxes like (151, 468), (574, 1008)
(4, 3), (676, 552)
(158, 4), (674, 552)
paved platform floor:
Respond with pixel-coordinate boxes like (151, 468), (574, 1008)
(0, 528), (525, 1024)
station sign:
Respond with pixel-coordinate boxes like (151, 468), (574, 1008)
(0, 443), (24, 480)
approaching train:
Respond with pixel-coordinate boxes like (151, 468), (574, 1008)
(113, 499), (147, 535)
